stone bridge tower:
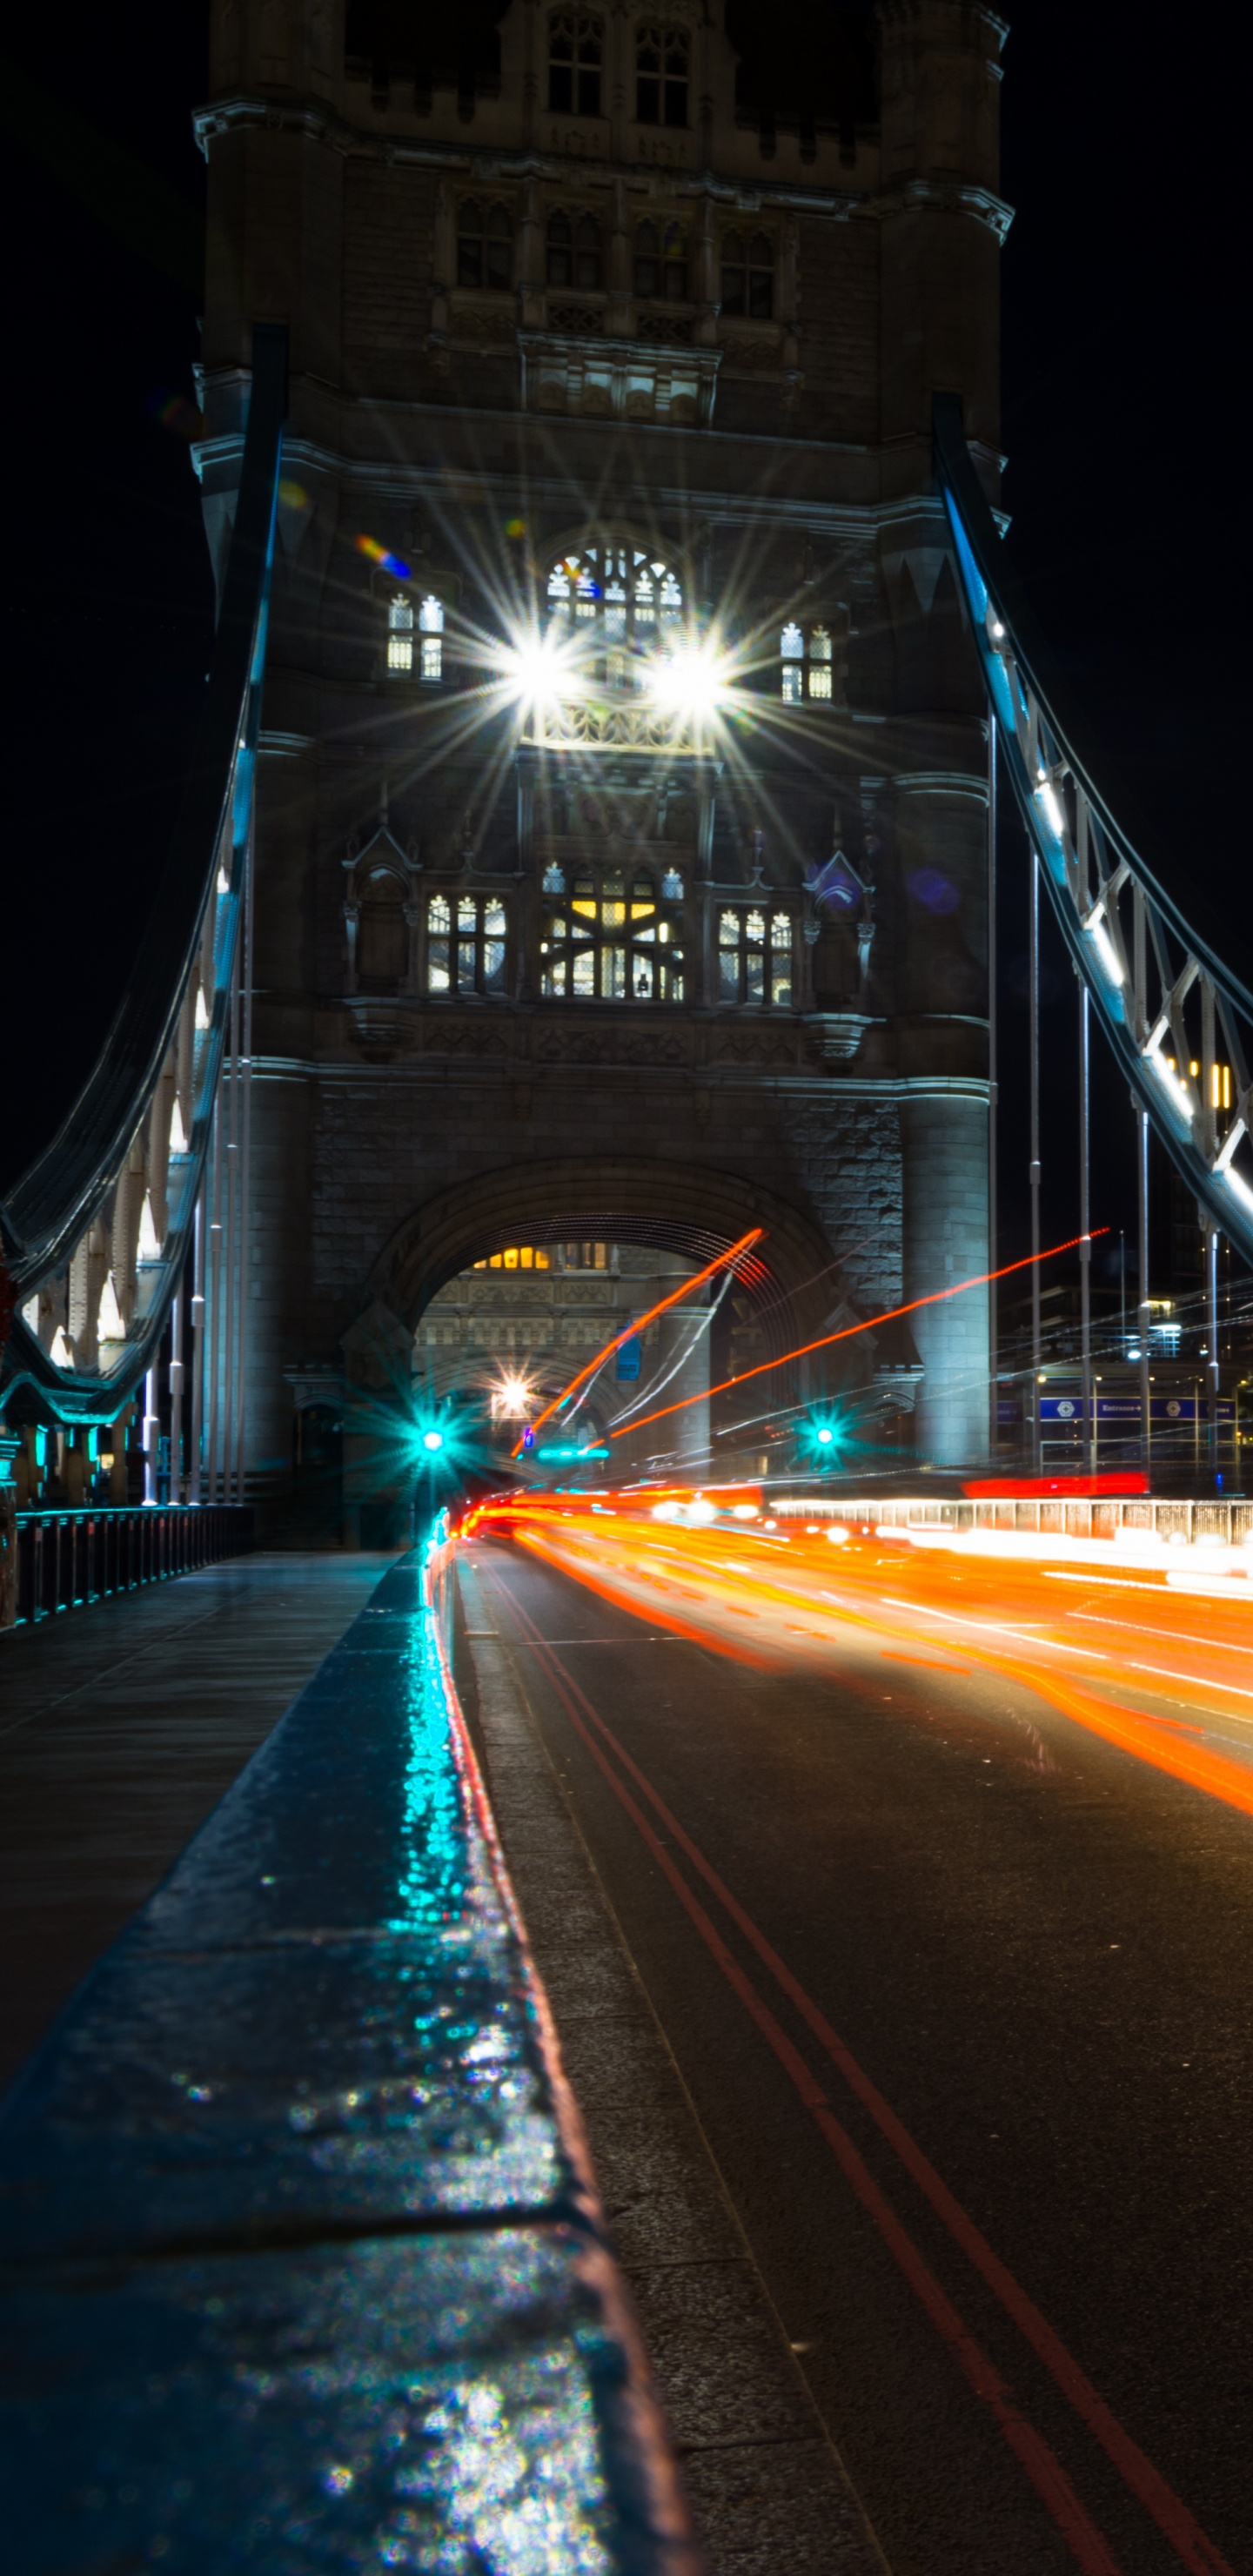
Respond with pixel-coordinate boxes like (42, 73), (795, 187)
(197, 0), (1008, 1526)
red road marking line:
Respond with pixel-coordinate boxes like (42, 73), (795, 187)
(486, 1560), (1234, 2576)
(483, 1568), (1123, 2576)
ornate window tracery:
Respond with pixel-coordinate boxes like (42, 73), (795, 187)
(718, 907), (794, 1006)
(386, 594), (413, 673)
(419, 596), (444, 683)
(636, 23), (688, 126)
(548, 10), (602, 116)
(778, 621), (835, 704)
(546, 209), (602, 290)
(456, 199), (513, 290)
(426, 893), (508, 996)
(545, 540), (684, 688)
(720, 231), (774, 319)
(540, 865), (684, 1001)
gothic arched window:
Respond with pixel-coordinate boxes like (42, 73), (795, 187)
(386, 593), (413, 673)
(426, 893), (507, 996)
(457, 199), (513, 290)
(634, 219), (687, 302)
(546, 209), (601, 290)
(636, 23), (688, 127)
(540, 864), (684, 1000)
(718, 907), (794, 1007)
(548, 10), (602, 116)
(545, 540), (683, 688)
(419, 595), (444, 684)
(720, 230), (774, 319)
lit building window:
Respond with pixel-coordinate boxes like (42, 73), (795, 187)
(636, 23), (688, 127)
(387, 593), (413, 672)
(720, 230), (774, 319)
(548, 10), (602, 116)
(718, 907), (794, 1006)
(419, 595), (444, 683)
(780, 622), (804, 704)
(546, 208), (602, 290)
(634, 219), (687, 301)
(457, 198), (513, 290)
(474, 1246), (553, 1270)
(545, 541), (683, 685)
(808, 625), (833, 699)
(427, 893), (507, 996)
(541, 865), (684, 1001)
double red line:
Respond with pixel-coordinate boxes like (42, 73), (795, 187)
(481, 1559), (1233, 2576)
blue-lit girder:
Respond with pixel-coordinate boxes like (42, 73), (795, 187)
(934, 394), (1253, 1265)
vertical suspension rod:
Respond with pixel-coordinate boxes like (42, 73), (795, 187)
(1029, 848), (1042, 1471)
(222, 930), (242, 1505)
(190, 1185), (205, 1506)
(206, 1093), (224, 1505)
(987, 714), (998, 1462)
(1136, 1104), (1151, 1481)
(233, 816), (256, 1506)
(1078, 979), (1094, 1473)
(1206, 1221), (1221, 1479)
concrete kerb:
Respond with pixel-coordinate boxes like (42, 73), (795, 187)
(0, 1543), (700, 2575)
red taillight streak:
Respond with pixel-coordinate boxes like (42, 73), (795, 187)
(612, 1227), (1109, 1442)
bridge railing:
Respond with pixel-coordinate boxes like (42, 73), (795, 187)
(0, 326), (286, 1479)
(934, 393), (1253, 1267)
(6, 1503), (253, 1631)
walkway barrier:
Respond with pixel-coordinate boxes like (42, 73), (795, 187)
(774, 1493), (1253, 1546)
(0, 1535), (698, 2573)
(5, 1504), (254, 1631)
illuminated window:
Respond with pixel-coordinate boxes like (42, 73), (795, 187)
(475, 1245), (552, 1270)
(720, 230), (774, 319)
(546, 208), (602, 289)
(386, 593), (413, 672)
(426, 893), (507, 996)
(419, 595), (444, 684)
(780, 623), (804, 705)
(634, 219), (687, 301)
(544, 540), (683, 686)
(457, 198), (513, 290)
(808, 626), (833, 700)
(541, 865), (684, 1001)
(718, 907), (794, 1007)
(548, 10), (602, 115)
(636, 23), (688, 126)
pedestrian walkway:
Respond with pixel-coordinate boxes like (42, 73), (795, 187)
(0, 1553), (395, 2091)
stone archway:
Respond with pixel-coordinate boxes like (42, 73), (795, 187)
(368, 1155), (842, 1361)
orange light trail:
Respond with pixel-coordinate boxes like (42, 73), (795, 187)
(609, 1227), (1109, 1444)
(462, 1493), (1253, 1828)
(512, 1225), (764, 1457)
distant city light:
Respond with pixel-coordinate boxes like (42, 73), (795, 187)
(421, 1428), (444, 1452)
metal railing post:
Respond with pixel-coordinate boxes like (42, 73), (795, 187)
(1206, 1222), (1221, 1477)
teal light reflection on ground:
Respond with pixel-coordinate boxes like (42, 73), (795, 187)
(388, 1606), (472, 1936)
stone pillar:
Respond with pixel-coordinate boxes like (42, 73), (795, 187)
(901, 1092), (988, 1467)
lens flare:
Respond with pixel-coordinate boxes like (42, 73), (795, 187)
(356, 532), (412, 578)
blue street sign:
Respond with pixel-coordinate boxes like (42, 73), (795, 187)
(616, 1335), (641, 1382)
(1040, 1395), (1235, 1423)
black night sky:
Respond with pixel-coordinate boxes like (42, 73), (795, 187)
(2, 3), (1245, 1320)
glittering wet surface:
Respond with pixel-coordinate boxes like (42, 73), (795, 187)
(0, 1553), (687, 2573)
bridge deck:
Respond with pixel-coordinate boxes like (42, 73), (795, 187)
(0, 1553), (395, 2090)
